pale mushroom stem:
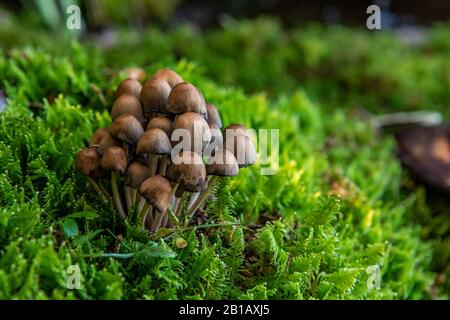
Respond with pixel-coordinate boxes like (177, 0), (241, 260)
(169, 182), (180, 205)
(137, 196), (147, 212)
(187, 176), (219, 217)
(138, 202), (150, 228)
(124, 186), (132, 212)
(151, 209), (167, 231)
(158, 156), (169, 175)
(161, 212), (169, 228)
(174, 193), (189, 217)
(148, 155), (159, 176)
(111, 172), (127, 219)
(130, 188), (137, 206)
(145, 207), (154, 228)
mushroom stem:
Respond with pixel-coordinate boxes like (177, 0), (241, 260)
(138, 202), (150, 228)
(145, 207), (154, 228)
(124, 186), (132, 212)
(150, 209), (167, 231)
(161, 213), (169, 228)
(158, 156), (169, 175)
(188, 192), (200, 208)
(86, 176), (109, 201)
(137, 196), (147, 213)
(174, 192), (188, 217)
(130, 188), (137, 206)
(148, 155), (159, 176)
(187, 176), (219, 217)
(111, 172), (127, 219)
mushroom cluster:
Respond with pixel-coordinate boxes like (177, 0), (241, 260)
(75, 68), (256, 232)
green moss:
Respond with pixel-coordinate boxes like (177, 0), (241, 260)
(0, 19), (449, 299)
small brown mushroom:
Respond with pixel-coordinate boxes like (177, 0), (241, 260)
(125, 161), (150, 211)
(173, 112), (211, 153)
(111, 94), (145, 124)
(187, 148), (239, 216)
(223, 124), (257, 168)
(151, 68), (183, 88)
(206, 103), (222, 129)
(123, 67), (146, 82)
(140, 79), (171, 117)
(97, 131), (122, 156)
(136, 128), (172, 175)
(110, 114), (144, 145)
(139, 175), (173, 230)
(167, 82), (207, 117)
(75, 147), (109, 200)
(146, 116), (174, 137)
(115, 78), (142, 98)
(100, 146), (128, 219)
(166, 151), (207, 192)
(89, 128), (109, 147)
(75, 147), (101, 178)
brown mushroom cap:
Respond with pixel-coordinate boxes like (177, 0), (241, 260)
(167, 82), (207, 117)
(136, 128), (172, 155)
(206, 103), (222, 129)
(110, 114), (144, 145)
(173, 112), (211, 152)
(100, 146), (128, 174)
(223, 123), (251, 139)
(123, 67), (146, 82)
(139, 175), (173, 213)
(223, 133), (257, 168)
(166, 151), (207, 192)
(140, 79), (171, 114)
(125, 161), (150, 189)
(146, 116), (173, 137)
(111, 94), (145, 124)
(206, 148), (239, 176)
(151, 68), (183, 88)
(75, 147), (100, 177)
(90, 128), (109, 147)
(97, 131), (122, 155)
(115, 78), (142, 98)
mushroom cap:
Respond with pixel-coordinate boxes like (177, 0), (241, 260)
(125, 161), (150, 189)
(110, 114), (144, 145)
(166, 151), (207, 192)
(167, 82), (207, 117)
(206, 103), (222, 129)
(173, 112), (211, 152)
(100, 146), (128, 174)
(111, 94), (145, 124)
(97, 131), (122, 155)
(140, 79), (171, 114)
(146, 116), (173, 137)
(139, 175), (173, 213)
(90, 128), (109, 147)
(223, 134), (257, 168)
(223, 123), (251, 139)
(75, 147), (101, 177)
(206, 147), (239, 176)
(123, 67), (146, 82)
(151, 68), (183, 88)
(115, 78), (142, 98)
(136, 128), (172, 155)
